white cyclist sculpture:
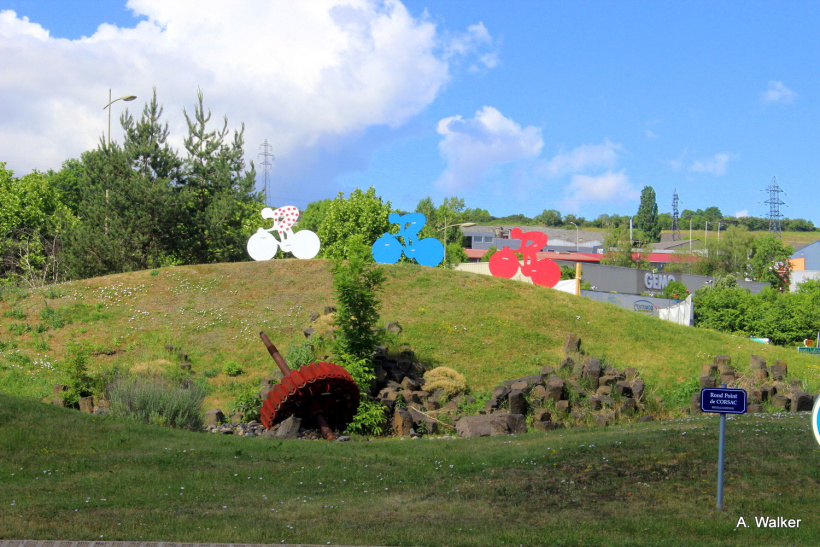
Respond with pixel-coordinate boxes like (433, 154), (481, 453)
(246, 206), (320, 260)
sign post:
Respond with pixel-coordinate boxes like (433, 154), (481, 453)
(700, 385), (747, 510)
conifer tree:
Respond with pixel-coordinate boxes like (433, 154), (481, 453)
(634, 186), (661, 243)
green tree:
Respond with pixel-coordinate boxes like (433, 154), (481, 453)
(0, 164), (72, 286)
(63, 145), (175, 278)
(331, 234), (385, 361)
(319, 187), (392, 260)
(177, 89), (259, 264)
(601, 222), (649, 268)
(534, 209), (562, 227)
(749, 234), (793, 290)
(634, 186), (660, 243)
(296, 198), (332, 233)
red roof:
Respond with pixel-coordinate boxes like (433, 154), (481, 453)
(465, 248), (698, 264)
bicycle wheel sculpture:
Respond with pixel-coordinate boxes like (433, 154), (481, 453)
(259, 332), (359, 439)
(371, 212), (444, 267)
(247, 206), (320, 260)
(488, 228), (561, 287)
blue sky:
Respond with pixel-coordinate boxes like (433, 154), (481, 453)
(1, 1), (818, 225)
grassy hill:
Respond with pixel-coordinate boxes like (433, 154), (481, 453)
(1, 259), (819, 411)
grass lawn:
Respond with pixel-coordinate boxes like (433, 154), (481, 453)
(1, 394), (819, 546)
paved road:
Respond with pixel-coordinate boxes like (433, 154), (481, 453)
(1, 542), (374, 547)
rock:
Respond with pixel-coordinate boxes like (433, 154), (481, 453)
(749, 355), (767, 371)
(596, 385), (612, 397)
(546, 376), (564, 402)
(400, 377), (421, 391)
(637, 415), (655, 422)
(302, 327), (316, 339)
(760, 385), (776, 401)
(746, 403), (764, 414)
(455, 412), (527, 438)
(394, 409), (414, 437)
(558, 356), (574, 371)
(79, 396), (94, 414)
(690, 392), (702, 414)
(510, 380), (530, 393)
(770, 361), (788, 381)
(701, 364), (718, 377)
(613, 381), (633, 398)
(754, 368), (769, 381)
(530, 385), (548, 400)
(771, 394), (790, 411)
(791, 392), (814, 412)
(408, 407), (438, 434)
(719, 372), (736, 385)
(563, 334), (581, 355)
(582, 357), (602, 383)
(556, 400), (571, 414)
(385, 320), (402, 334)
(274, 416), (302, 438)
(539, 365), (555, 376)
(699, 376), (717, 389)
(492, 385), (511, 401)
(599, 374), (620, 387)
(631, 380), (645, 401)
(508, 389), (528, 415)
(93, 407), (110, 416)
(619, 397), (637, 415)
(714, 355), (732, 372)
(204, 408), (225, 427)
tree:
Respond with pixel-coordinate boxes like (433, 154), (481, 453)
(331, 234), (385, 361)
(177, 89), (259, 264)
(534, 209), (562, 227)
(749, 234), (793, 290)
(63, 145), (175, 278)
(296, 198), (332, 233)
(601, 222), (649, 268)
(0, 164), (72, 286)
(318, 187), (392, 260)
(634, 186), (660, 243)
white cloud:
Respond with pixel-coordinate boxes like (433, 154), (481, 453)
(435, 106), (543, 191)
(690, 152), (735, 175)
(0, 1), (493, 199)
(760, 81), (796, 104)
(538, 139), (621, 178)
(564, 171), (638, 207)
(734, 210), (750, 218)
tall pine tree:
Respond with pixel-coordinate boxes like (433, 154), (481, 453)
(634, 186), (661, 243)
(178, 89), (259, 264)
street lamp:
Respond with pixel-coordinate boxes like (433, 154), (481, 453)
(569, 221), (579, 252)
(104, 88), (137, 145)
(438, 217), (476, 259)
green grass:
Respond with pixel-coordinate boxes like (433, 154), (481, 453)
(1, 259), (819, 410)
(1, 394), (818, 546)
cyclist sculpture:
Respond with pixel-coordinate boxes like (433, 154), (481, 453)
(371, 212), (444, 267)
(247, 206), (320, 260)
(488, 228), (561, 287)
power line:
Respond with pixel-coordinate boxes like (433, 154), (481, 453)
(258, 139), (275, 206)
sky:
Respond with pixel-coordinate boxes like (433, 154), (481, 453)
(1, 0), (819, 225)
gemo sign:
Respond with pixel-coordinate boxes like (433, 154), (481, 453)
(644, 272), (676, 291)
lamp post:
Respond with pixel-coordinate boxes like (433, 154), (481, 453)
(439, 218), (476, 261)
(569, 221), (579, 252)
(104, 89), (137, 145)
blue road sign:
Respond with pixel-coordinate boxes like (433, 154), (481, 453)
(812, 396), (820, 448)
(701, 388), (747, 414)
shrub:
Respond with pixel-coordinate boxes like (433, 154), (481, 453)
(61, 343), (93, 406)
(232, 388), (262, 423)
(423, 366), (467, 398)
(222, 360), (244, 377)
(107, 374), (209, 430)
(337, 353), (387, 436)
(286, 341), (315, 369)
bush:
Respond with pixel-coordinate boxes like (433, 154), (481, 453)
(423, 366), (467, 398)
(107, 374), (209, 430)
(61, 343), (93, 406)
(232, 389), (262, 423)
(222, 360), (244, 377)
(286, 341), (315, 369)
(337, 353), (387, 436)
